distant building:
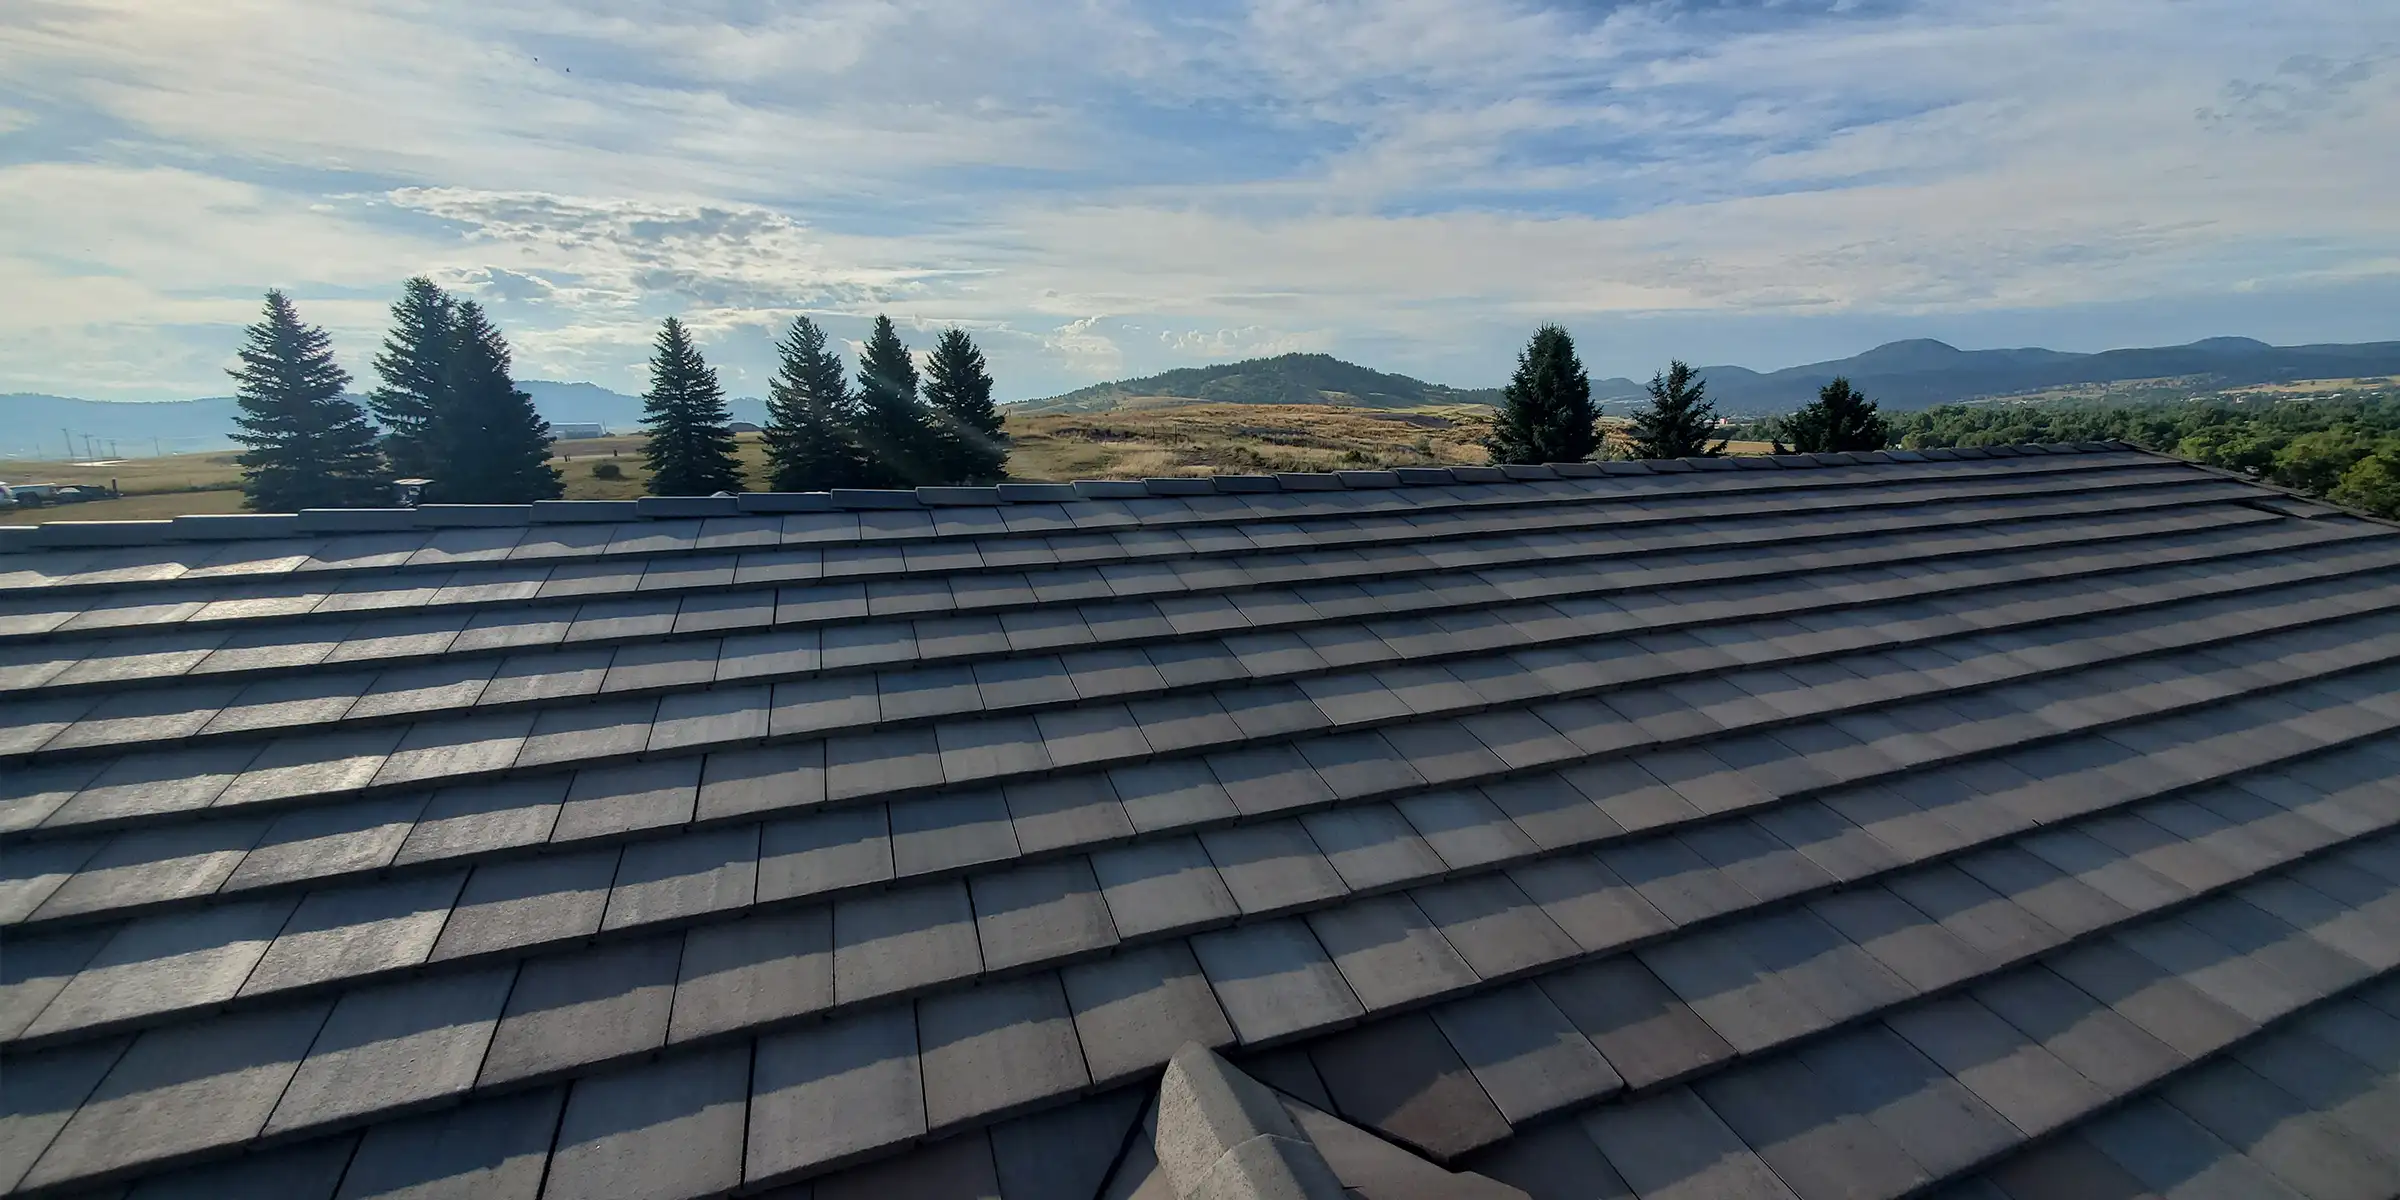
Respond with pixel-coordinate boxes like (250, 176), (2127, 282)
(554, 422), (607, 439)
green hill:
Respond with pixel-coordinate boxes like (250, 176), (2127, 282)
(1012, 353), (1507, 414)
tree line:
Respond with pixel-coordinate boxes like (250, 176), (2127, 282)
(223, 288), (1007, 511)
(1887, 390), (2400, 517)
(1482, 324), (1891, 465)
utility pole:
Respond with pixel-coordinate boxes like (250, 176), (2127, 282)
(61, 429), (72, 460)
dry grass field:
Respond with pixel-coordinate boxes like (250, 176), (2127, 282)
(0, 404), (1770, 524)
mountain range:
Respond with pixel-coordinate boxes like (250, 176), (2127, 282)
(5, 335), (2395, 460)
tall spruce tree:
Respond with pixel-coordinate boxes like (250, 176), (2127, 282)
(368, 277), (454, 479)
(851, 314), (934, 487)
(1781, 376), (1890, 454)
(640, 317), (745, 495)
(1485, 324), (1599, 465)
(228, 290), (386, 511)
(763, 316), (870, 492)
(437, 300), (562, 502)
(1626, 360), (1727, 459)
(923, 327), (1008, 483)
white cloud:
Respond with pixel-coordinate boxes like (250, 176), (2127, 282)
(0, 0), (2395, 401)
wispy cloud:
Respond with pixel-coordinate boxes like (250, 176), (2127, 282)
(1, 0), (2394, 401)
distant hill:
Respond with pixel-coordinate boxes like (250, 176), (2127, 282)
(1016, 339), (2400, 418)
(1687, 337), (2400, 413)
(0, 383), (767, 459)
(1012, 353), (1522, 414)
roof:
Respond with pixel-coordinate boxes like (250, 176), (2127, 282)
(0, 443), (2396, 1199)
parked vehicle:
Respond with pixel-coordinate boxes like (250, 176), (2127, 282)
(0, 485), (18, 510)
(6, 484), (58, 507)
(50, 485), (109, 504)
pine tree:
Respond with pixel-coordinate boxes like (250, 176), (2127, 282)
(1626, 360), (1727, 459)
(436, 300), (562, 502)
(763, 316), (870, 491)
(1484, 324), (1599, 465)
(1782, 376), (1891, 454)
(368, 277), (454, 479)
(922, 327), (1009, 483)
(228, 290), (386, 511)
(640, 317), (744, 495)
(851, 314), (934, 487)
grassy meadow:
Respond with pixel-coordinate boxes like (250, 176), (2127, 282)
(0, 402), (1786, 525)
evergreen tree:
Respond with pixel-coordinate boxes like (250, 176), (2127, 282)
(922, 327), (1009, 483)
(851, 314), (934, 487)
(1782, 376), (1891, 454)
(763, 316), (870, 491)
(436, 300), (562, 502)
(1484, 324), (1599, 465)
(228, 290), (386, 511)
(368, 277), (454, 479)
(1626, 360), (1727, 459)
(640, 317), (744, 495)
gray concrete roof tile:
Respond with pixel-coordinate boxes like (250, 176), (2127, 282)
(515, 697), (660, 768)
(1792, 1023), (2019, 1180)
(876, 664), (985, 722)
(1410, 875), (1583, 981)
(934, 715), (1055, 784)
(918, 972), (1090, 1131)
(52, 743), (259, 826)
(1109, 760), (1238, 833)
(1462, 1120), (1634, 1200)
(890, 788), (1020, 876)
(1308, 1010), (1512, 1161)
(478, 647), (611, 706)
(1806, 885), (1993, 994)
(697, 741), (826, 822)
(1559, 758), (1699, 834)
(1885, 994), (2108, 1137)
(1505, 855), (1674, 954)
(761, 803), (893, 902)
(26, 896), (298, 1038)
(553, 755), (700, 841)
(716, 628), (823, 681)
(603, 823), (760, 929)
(813, 1125), (1001, 1200)
(1638, 927), (1828, 1054)
(265, 966), (515, 1137)
(748, 1005), (925, 1184)
(1062, 943), (1238, 1088)
(1200, 820), (1348, 915)
(0, 926), (110, 1040)
(1297, 803), (1447, 892)
(1089, 837), (1239, 939)
(1204, 744), (1335, 818)
(214, 726), (407, 809)
(1003, 774), (1134, 853)
(334, 1085), (564, 1200)
(2078, 1097), (2311, 1200)
(1125, 693), (1244, 755)
(1729, 907), (1915, 1025)
(1035, 704), (1154, 767)
(1306, 893), (1481, 1011)
(828, 727), (946, 801)
(649, 685), (770, 753)
(1595, 835), (1755, 926)
(1579, 1085), (1802, 1200)
(1431, 983), (1621, 1124)
(243, 870), (466, 995)
(544, 1045), (749, 1200)
(32, 816), (268, 919)
(1396, 788), (1538, 870)
(397, 775), (569, 863)
(833, 879), (982, 1004)
(990, 1087), (1151, 1200)
(670, 905), (834, 1044)
(0, 1034), (128, 1192)
(1190, 918), (1364, 1045)
(970, 857), (1120, 972)
(431, 847), (618, 961)
(1694, 1053), (1933, 1200)
(478, 935), (680, 1086)
(371, 711), (536, 788)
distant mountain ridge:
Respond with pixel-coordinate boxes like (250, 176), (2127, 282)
(1010, 353), (1511, 414)
(1019, 337), (2400, 416)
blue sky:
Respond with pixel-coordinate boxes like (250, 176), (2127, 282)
(1, 0), (2394, 403)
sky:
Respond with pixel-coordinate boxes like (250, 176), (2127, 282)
(1, 0), (2395, 404)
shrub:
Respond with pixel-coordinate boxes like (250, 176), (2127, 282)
(591, 462), (623, 480)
